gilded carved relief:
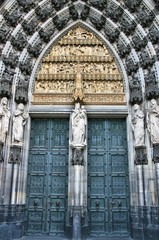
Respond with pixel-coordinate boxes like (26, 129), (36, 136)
(32, 27), (125, 105)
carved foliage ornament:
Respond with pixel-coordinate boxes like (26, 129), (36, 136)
(19, 58), (32, 75)
(149, 25), (159, 44)
(132, 35), (147, 51)
(120, 16), (137, 35)
(35, 5), (53, 22)
(89, 0), (107, 10)
(17, 0), (35, 12)
(4, 8), (22, 27)
(53, 15), (69, 30)
(0, 67), (14, 97)
(144, 71), (159, 99)
(15, 75), (29, 104)
(139, 50), (155, 69)
(117, 42), (131, 58)
(27, 43), (42, 58)
(22, 19), (38, 35)
(11, 33), (27, 51)
(107, 4), (123, 22)
(0, 24), (10, 43)
(128, 74), (143, 104)
(2, 52), (18, 69)
(125, 56), (139, 75)
(104, 27), (120, 43)
(124, 0), (142, 13)
(51, 0), (67, 11)
(137, 8), (154, 28)
(89, 15), (106, 31)
(39, 27), (55, 43)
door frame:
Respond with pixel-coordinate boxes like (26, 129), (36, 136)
(23, 104), (133, 237)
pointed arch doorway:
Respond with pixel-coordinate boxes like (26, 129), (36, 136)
(25, 26), (131, 238)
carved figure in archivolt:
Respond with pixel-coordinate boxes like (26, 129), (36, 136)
(12, 103), (29, 146)
(71, 103), (87, 147)
(0, 97), (10, 143)
(132, 104), (145, 146)
(147, 99), (159, 144)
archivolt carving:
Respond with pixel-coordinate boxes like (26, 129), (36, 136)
(33, 27), (124, 105)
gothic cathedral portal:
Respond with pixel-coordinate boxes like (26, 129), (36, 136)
(1, 1), (159, 239)
(24, 27), (131, 238)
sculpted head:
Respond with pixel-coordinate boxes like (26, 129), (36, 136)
(134, 104), (139, 111)
(150, 99), (157, 108)
(75, 102), (80, 110)
(1, 97), (8, 106)
(17, 103), (25, 111)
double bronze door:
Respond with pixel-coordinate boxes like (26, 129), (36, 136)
(26, 118), (130, 237)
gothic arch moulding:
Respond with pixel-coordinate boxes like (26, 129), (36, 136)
(0, 0), (159, 106)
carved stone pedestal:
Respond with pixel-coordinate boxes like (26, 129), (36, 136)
(0, 142), (4, 162)
(135, 146), (148, 165)
(66, 206), (88, 240)
(153, 143), (159, 163)
(8, 145), (22, 164)
(72, 147), (84, 166)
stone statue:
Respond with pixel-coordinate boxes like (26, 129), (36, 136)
(73, 66), (84, 102)
(147, 99), (159, 144)
(71, 103), (87, 147)
(12, 103), (29, 146)
(132, 104), (145, 146)
(0, 97), (10, 143)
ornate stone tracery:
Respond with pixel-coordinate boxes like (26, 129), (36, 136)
(33, 27), (125, 105)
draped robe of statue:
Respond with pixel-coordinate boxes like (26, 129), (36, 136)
(0, 97), (10, 143)
(12, 103), (28, 146)
(132, 104), (145, 146)
(71, 103), (86, 147)
(147, 99), (159, 144)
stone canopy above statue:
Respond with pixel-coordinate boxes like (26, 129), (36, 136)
(32, 26), (125, 105)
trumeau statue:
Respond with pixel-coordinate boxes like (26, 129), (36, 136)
(70, 103), (87, 147)
(0, 97), (10, 143)
(12, 103), (29, 146)
(132, 104), (145, 146)
(147, 99), (159, 144)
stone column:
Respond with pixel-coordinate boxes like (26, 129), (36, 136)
(67, 103), (88, 239)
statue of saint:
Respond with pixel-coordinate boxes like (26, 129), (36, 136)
(132, 104), (145, 146)
(73, 66), (84, 101)
(12, 103), (29, 146)
(71, 103), (87, 147)
(0, 97), (10, 143)
(147, 99), (159, 144)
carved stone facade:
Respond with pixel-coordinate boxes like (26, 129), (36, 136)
(33, 27), (125, 105)
(0, 1), (159, 240)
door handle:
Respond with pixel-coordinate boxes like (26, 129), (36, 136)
(117, 200), (122, 208)
(33, 198), (39, 209)
(111, 201), (115, 207)
(56, 201), (61, 210)
(95, 201), (100, 210)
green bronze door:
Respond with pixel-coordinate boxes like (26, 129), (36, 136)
(26, 119), (69, 236)
(88, 118), (130, 237)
